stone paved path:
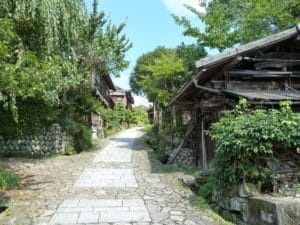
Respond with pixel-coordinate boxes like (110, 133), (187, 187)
(0, 128), (219, 225)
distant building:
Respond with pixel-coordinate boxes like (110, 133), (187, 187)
(110, 86), (134, 109)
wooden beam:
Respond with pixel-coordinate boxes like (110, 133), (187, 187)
(228, 70), (293, 76)
(254, 59), (300, 70)
(260, 52), (300, 60)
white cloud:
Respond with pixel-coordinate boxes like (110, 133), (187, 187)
(162, 0), (206, 17)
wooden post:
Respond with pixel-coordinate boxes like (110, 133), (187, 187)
(195, 110), (201, 167)
(158, 108), (162, 135)
(172, 106), (176, 126)
(201, 120), (208, 170)
(153, 102), (156, 123)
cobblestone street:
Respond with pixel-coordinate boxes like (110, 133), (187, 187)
(0, 128), (218, 225)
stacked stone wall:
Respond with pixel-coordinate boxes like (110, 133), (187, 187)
(165, 133), (194, 166)
(0, 124), (68, 156)
(210, 183), (300, 225)
(91, 113), (105, 139)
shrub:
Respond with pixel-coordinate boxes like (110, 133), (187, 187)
(198, 175), (218, 198)
(0, 99), (59, 136)
(210, 100), (300, 189)
(73, 125), (92, 151)
(0, 169), (20, 191)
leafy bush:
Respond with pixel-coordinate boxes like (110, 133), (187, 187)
(73, 125), (92, 151)
(60, 115), (92, 152)
(210, 100), (300, 189)
(194, 196), (234, 225)
(0, 169), (20, 191)
(144, 124), (153, 133)
(198, 176), (218, 199)
(0, 99), (59, 136)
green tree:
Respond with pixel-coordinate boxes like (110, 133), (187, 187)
(130, 44), (206, 100)
(0, 0), (87, 58)
(130, 47), (171, 95)
(80, 0), (132, 78)
(0, 0), (131, 118)
(126, 106), (149, 126)
(174, 0), (300, 51)
(0, 0), (132, 152)
(137, 49), (186, 105)
(176, 42), (207, 72)
(0, 19), (81, 120)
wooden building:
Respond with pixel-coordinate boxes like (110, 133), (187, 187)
(110, 86), (134, 109)
(91, 73), (115, 109)
(90, 73), (116, 138)
(169, 25), (300, 170)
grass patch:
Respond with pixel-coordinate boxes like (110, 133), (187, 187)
(143, 124), (153, 133)
(194, 196), (234, 225)
(177, 163), (198, 175)
(0, 169), (20, 191)
(104, 127), (123, 137)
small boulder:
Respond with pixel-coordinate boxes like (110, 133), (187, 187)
(180, 174), (196, 187)
(239, 183), (261, 198)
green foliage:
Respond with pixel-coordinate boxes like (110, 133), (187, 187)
(0, 19), (82, 120)
(176, 43), (207, 72)
(177, 163), (198, 175)
(0, 99), (59, 136)
(130, 47), (174, 96)
(198, 176), (218, 199)
(0, 169), (20, 191)
(194, 196), (234, 225)
(130, 44), (206, 103)
(85, 1), (132, 77)
(210, 100), (300, 189)
(138, 50), (185, 105)
(127, 106), (149, 126)
(73, 125), (93, 152)
(174, 0), (300, 51)
(1, 0), (87, 58)
(99, 103), (149, 136)
(143, 124), (153, 133)
(100, 103), (126, 132)
(0, 0), (132, 155)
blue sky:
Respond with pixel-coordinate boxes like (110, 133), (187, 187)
(85, 0), (206, 90)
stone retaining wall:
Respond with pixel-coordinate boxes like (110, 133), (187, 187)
(91, 113), (105, 139)
(0, 124), (68, 156)
(165, 133), (194, 166)
(210, 183), (300, 225)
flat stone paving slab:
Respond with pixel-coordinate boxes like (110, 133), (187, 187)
(50, 198), (151, 224)
(93, 129), (137, 163)
(74, 168), (138, 188)
(0, 128), (218, 225)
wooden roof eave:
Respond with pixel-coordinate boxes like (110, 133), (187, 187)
(195, 25), (300, 69)
(168, 24), (300, 107)
(103, 74), (116, 91)
(168, 69), (206, 106)
(168, 57), (242, 106)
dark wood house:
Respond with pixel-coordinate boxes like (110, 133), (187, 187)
(90, 73), (116, 138)
(169, 24), (300, 170)
(110, 86), (134, 110)
(91, 73), (115, 109)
